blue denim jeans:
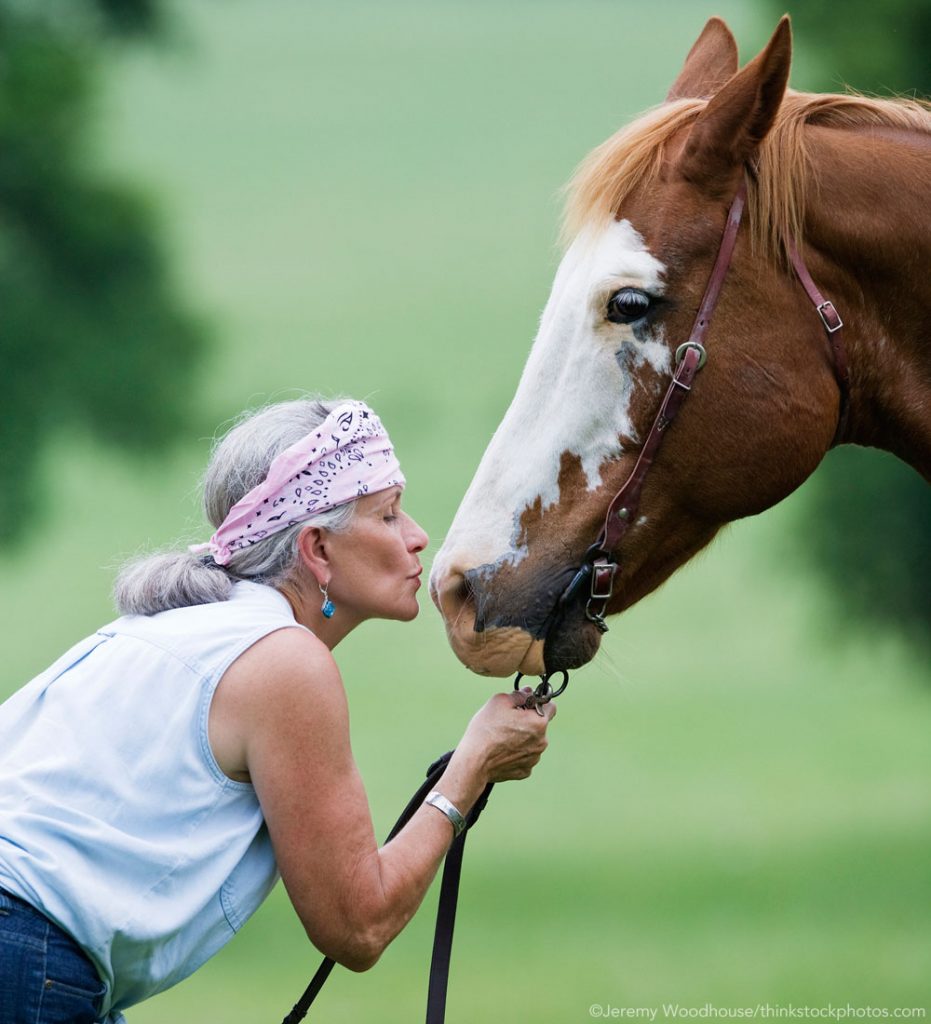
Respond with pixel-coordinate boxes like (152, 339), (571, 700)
(0, 888), (106, 1024)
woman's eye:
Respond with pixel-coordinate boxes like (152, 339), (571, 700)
(606, 287), (652, 324)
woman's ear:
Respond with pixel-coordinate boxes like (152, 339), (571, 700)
(296, 526), (330, 585)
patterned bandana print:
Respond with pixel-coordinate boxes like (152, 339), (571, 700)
(190, 401), (405, 565)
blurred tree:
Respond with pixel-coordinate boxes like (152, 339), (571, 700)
(92, 0), (163, 38)
(765, 1), (931, 651)
(0, 0), (205, 545)
(783, 0), (931, 95)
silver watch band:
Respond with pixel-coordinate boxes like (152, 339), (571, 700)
(424, 790), (467, 838)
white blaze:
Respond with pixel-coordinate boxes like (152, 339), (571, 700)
(432, 219), (669, 581)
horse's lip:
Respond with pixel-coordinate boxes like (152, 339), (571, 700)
(517, 639), (546, 676)
(541, 609), (605, 672)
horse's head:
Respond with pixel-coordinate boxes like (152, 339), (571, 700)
(431, 17), (846, 677)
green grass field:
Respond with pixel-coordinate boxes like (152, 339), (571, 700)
(1, 2), (928, 1021)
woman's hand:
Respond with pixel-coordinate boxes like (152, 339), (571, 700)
(452, 687), (556, 785)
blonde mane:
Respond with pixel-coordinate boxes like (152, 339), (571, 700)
(564, 91), (931, 261)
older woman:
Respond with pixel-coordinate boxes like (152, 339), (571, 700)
(0, 397), (555, 1024)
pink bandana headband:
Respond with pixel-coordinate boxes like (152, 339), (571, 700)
(190, 400), (405, 565)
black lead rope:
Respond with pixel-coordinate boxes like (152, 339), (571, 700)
(280, 671), (567, 1024)
(423, 794), (477, 1024)
(280, 751), (493, 1024)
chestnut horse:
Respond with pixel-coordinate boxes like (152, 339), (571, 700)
(430, 16), (930, 678)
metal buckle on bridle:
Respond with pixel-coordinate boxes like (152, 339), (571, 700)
(674, 340), (707, 373)
(514, 669), (570, 716)
(584, 557), (616, 633)
(816, 300), (843, 333)
(555, 543), (615, 635)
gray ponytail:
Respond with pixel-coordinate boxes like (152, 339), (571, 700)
(113, 396), (357, 616)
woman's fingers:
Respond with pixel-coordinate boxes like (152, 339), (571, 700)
(508, 688), (558, 719)
(456, 687), (559, 785)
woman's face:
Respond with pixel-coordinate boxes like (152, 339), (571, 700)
(324, 487), (428, 623)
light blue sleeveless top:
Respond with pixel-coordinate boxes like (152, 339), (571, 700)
(0, 581), (309, 1020)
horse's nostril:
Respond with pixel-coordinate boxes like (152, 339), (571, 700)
(434, 569), (487, 633)
(463, 570), (491, 632)
(454, 576), (474, 608)
(434, 569), (473, 620)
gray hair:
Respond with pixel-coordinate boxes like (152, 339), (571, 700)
(113, 396), (357, 616)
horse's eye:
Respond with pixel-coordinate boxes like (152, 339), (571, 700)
(606, 288), (652, 324)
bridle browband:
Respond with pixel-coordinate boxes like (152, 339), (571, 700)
(549, 175), (850, 638)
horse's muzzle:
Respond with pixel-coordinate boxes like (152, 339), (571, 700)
(430, 561), (605, 676)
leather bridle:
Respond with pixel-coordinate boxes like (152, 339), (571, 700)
(546, 175), (850, 642)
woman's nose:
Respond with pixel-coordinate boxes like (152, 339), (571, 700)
(405, 515), (429, 552)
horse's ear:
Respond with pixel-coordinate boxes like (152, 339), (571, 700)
(666, 17), (739, 101)
(676, 16), (792, 191)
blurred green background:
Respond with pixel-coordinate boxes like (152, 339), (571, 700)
(0, 2), (928, 1021)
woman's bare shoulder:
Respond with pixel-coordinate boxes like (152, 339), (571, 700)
(210, 627), (346, 781)
(226, 626), (341, 696)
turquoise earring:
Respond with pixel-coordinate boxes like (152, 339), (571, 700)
(319, 581), (335, 618)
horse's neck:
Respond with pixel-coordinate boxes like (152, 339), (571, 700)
(806, 125), (931, 479)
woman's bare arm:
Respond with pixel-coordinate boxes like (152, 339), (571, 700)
(209, 627), (553, 971)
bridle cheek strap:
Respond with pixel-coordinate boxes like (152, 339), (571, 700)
(559, 181), (749, 631)
(600, 180), (749, 555)
(560, 177), (850, 633)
